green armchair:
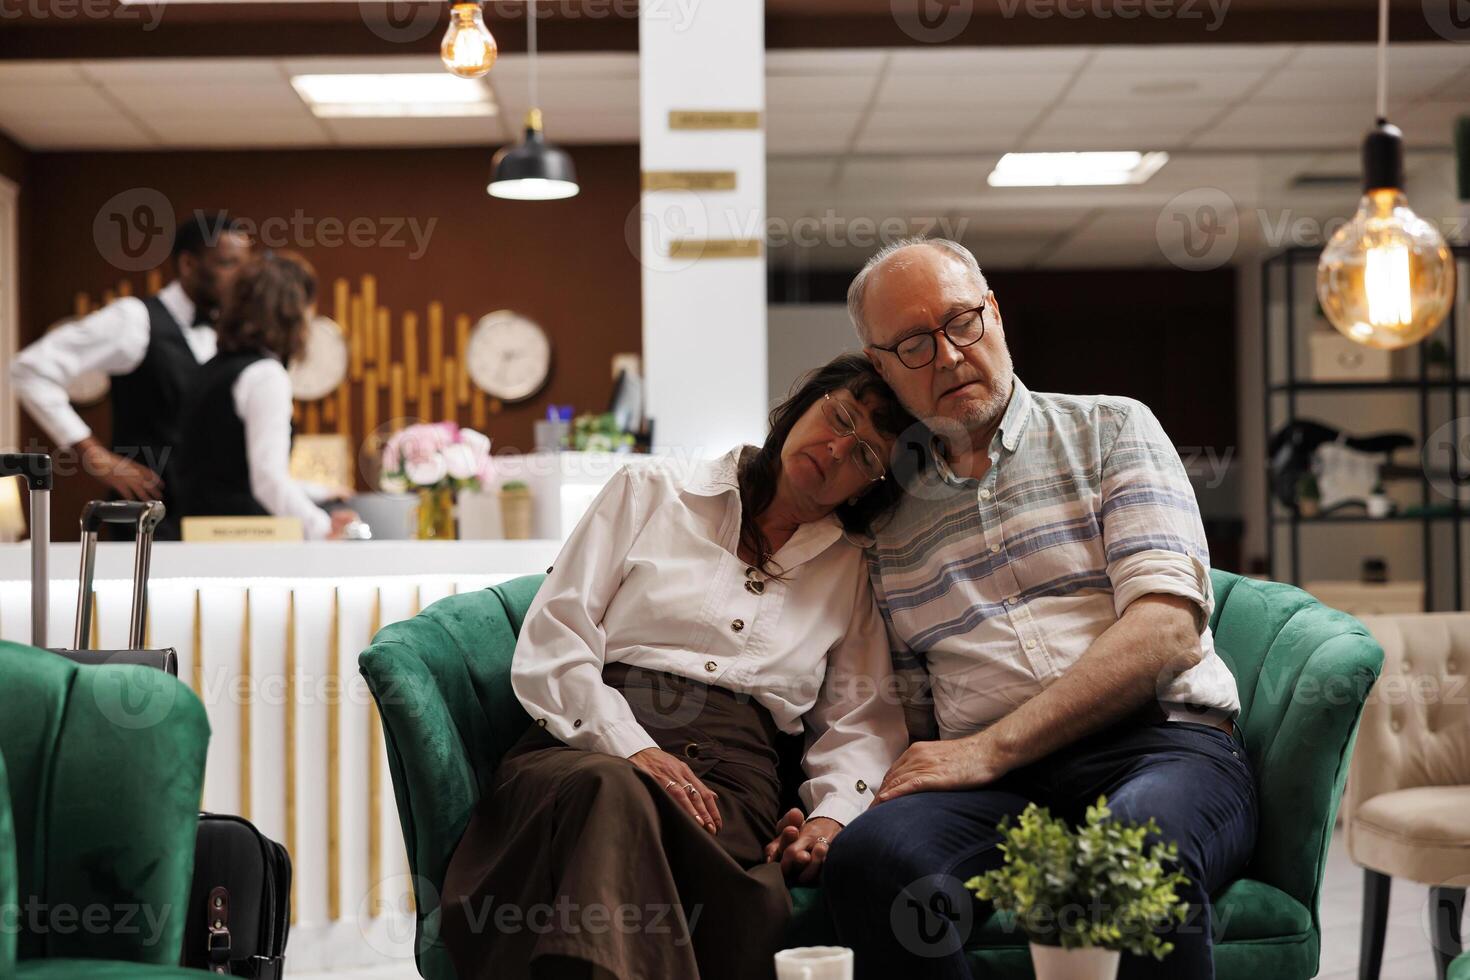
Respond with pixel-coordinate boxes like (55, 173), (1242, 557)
(359, 571), (1383, 980)
(0, 640), (213, 979)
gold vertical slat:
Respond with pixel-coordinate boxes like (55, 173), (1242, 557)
(361, 274), (378, 365)
(191, 590), (203, 698)
(73, 292), (90, 317)
(117, 278), (133, 297)
(362, 368), (379, 438)
(89, 591), (100, 648)
(367, 588), (383, 916)
(145, 268), (163, 295)
(240, 590), (252, 821)
(444, 359), (458, 418)
(376, 309), (390, 379)
(428, 319), (444, 391)
(454, 313), (470, 404)
(390, 366), (406, 427)
(472, 387), (486, 430)
(337, 380), (353, 448)
(417, 373), (433, 422)
(349, 294), (366, 380)
(327, 588), (341, 921)
(284, 591), (298, 925)
(404, 312), (420, 400)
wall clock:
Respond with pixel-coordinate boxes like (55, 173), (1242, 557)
(466, 311), (552, 403)
(288, 315), (349, 401)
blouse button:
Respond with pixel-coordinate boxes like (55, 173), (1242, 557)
(704, 661), (718, 673)
(990, 544), (1001, 554)
(546, 566), (554, 574)
(573, 719), (583, 729)
(731, 619), (745, 633)
(855, 779), (868, 793)
(536, 718), (547, 728)
(979, 488), (992, 501)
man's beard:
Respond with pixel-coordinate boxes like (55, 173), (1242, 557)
(948, 345), (1015, 432)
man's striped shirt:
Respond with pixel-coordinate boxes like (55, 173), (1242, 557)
(868, 377), (1240, 741)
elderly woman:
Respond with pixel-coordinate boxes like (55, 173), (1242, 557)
(441, 354), (916, 980)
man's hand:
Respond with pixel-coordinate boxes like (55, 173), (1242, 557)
(764, 808), (842, 884)
(76, 437), (162, 501)
(873, 735), (1010, 804)
(629, 747), (722, 834)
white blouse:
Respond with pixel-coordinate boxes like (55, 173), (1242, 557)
(511, 446), (910, 827)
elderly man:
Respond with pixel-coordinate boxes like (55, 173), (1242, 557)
(821, 238), (1255, 979)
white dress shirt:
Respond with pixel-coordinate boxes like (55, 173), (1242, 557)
(231, 358), (333, 541)
(11, 281), (215, 449)
(511, 447), (910, 827)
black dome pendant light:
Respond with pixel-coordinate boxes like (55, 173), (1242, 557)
(488, 0), (579, 201)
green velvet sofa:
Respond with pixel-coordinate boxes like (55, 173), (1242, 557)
(1451, 951), (1470, 980)
(359, 570), (1384, 980)
(0, 640), (213, 979)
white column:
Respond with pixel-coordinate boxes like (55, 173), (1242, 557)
(639, 0), (767, 458)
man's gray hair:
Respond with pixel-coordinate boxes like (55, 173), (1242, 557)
(846, 237), (989, 343)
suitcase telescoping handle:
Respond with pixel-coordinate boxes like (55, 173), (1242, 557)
(0, 453), (53, 648)
(75, 499), (165, 651)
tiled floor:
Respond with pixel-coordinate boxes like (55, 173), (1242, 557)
(294, 828), (1464, 979)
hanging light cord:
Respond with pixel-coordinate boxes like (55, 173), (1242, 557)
(1376, 0), (1388, 123)
(528, 0), (539, 111)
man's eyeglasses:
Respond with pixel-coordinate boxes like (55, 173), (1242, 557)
(821, 394), (886, 483)
(869, 302), (988, 370)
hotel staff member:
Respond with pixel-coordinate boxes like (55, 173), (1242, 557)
(10, 212), (252, 538)
(176, 250), (357, 540)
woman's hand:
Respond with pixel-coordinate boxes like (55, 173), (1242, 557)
(764, 808), (842, 884)
(628, 747), (722, 834)
(326, 509), (361, 539)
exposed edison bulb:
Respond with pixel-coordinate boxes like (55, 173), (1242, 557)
(441, 2), (497, 79)
(1317, 192), (1456, 350)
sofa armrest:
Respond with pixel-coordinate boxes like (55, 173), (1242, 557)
(360, 640), (480, 923)
(0, 749), (16, 979)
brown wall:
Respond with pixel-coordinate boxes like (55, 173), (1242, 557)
(16, 143), (642, 533)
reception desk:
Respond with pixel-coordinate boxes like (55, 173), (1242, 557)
(0, 539), (561, 972)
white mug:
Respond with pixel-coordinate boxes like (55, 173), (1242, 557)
(773, 945), (854, 980)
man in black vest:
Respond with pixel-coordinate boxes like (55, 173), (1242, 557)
(11, 212), (253, 538)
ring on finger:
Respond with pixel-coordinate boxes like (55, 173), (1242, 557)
(683, 783), (697, 795)
(665, 779), (677, 790)
(815, 836), (829, 845)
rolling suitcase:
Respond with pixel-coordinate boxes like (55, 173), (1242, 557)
(0, 452), (178, 673)
(181, 814), (292, 978)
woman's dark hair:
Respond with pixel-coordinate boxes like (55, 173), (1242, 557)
(216, 250), (317, 362)
(738, 353), (916, 577)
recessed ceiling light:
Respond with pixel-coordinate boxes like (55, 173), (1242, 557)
(291, 73), (497, 118)
(986, 151), (1169, 187)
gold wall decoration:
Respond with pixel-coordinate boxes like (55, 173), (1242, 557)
(668, 110), (761, 130)
(240, 589), (252, 822)
(327, 588), (341, 922)
(642, 170), (737, 192)
(668, 238), (763, 260)
(284, 591), (298, 926)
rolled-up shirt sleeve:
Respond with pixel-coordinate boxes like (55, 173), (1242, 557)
(1099, 402), (1214, 630)
(800, 572), (910, 827)
(511, 467), (660, 760)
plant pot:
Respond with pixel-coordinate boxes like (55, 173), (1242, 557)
(415, 486), (456, 540)
(499, 488), (534, 540)
(1029, 943), (1120, 980)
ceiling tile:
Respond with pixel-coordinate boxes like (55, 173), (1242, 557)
(111, 82), (307, 116)
(145, 113), (329, 147)
(838, 156), (989, 193)
(1252, 66), (1464, 104)
(321, 116), (506, 146)
(765, 49), (888, 75)
(1191, 103), (1369, 149)
(1022, 104), (1210, 149)
(1062, 67), (1260, 105)
(1087, 44), (1294, 72)
(0, 83), (116, 120)
(0, 62), (87, 86)
(489, 75), (637, 111)
(767, 74), (879, 110)
(277, 55), (444, 77)
(1287, 42), (1470, 73)
(876, 70), (1073, 108)
(884, 46), (1090, 74)
(79, 59), (284, 84)
(1, 115), (154, 150)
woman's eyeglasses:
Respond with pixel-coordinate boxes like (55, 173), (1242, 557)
(821, 393), (886, 483)
(869, 302), (987, 370)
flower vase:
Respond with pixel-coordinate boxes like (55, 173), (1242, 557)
(416, 486), (457, 540)
(1029, 944), (1120, 980)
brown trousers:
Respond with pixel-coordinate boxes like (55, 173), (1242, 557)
(440, 663), (793, 980)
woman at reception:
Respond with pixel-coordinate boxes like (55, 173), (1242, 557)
(440, 354), (915, 980)
(176, 250), (357, 539)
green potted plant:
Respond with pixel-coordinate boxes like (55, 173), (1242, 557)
(966, 797), (1189, 980)
(568, 412), (635, 453)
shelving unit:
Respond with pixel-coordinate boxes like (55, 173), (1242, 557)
(1262, 244), (1470, 612)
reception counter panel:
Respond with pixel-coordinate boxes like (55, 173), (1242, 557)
(0, 539), (562, 972)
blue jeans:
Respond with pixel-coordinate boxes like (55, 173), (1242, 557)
(822, 720), (1258, 980)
